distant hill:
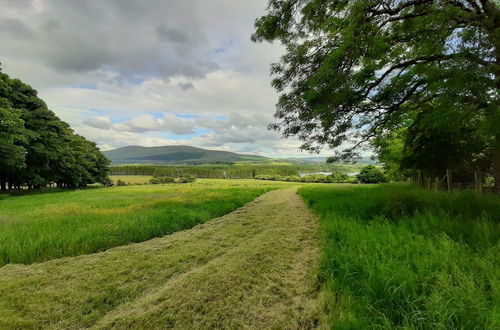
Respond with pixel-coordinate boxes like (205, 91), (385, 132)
(104, 146), (268, 165)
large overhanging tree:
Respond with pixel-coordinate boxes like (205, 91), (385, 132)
(253, 0), (499, 189)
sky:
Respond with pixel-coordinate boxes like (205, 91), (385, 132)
(0, 0), (333, 157)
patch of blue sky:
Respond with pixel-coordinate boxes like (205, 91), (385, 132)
(211, 39), (236, 55)
(70, 83), (97, 90)
(176, 113), (199, 119)
(130, 77), (145, 85)
(209, 114), (229, 121)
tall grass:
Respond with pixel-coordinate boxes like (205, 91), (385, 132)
(299, 184), (500, 329)
(0, 180), (287, 266)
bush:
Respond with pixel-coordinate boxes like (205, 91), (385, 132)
(356, 165), (388, 183)
(101, 178), (114, 187)
(178, 175), (196, 183)
(327, 172), (352, 183)
(150, 176), (175, 184)
(116, 180), (127, 186)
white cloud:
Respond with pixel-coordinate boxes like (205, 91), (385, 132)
(0, 0), (335, 157)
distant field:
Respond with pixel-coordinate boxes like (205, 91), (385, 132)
(0, 179), (299, 266)
(299, 184), (500, 329)
(110, 175), (153, 184)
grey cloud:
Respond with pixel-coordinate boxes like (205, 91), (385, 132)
(2, 0), (33, 9)
(178, 82), (195, 91)
(156, 25), (189, 44)
(85, 114), (195, 135)
(195, 113), (277, 146)
(41, 20), (61, 33)
(0, 0), (216, 79)
(0, 18), (36, 40)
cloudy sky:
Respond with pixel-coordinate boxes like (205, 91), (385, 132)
(0, 0), (333, 157)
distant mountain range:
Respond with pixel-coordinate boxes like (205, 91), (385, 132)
(103, 146), (268, 165)
(103, 145), (377, 165)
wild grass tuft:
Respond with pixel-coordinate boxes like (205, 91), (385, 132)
(299, 184), (500, 329)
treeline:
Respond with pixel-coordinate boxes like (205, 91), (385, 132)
(110, 165), (297, 178)
(0, 67), (110, 191)
(255, 172), (353, 183)
(109, 163), (358, 179)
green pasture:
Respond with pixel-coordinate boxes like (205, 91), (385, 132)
(299, 184), (500, 329)
(0, 179), (298, 266)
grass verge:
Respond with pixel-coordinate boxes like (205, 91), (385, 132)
(299, 184), (500, 329)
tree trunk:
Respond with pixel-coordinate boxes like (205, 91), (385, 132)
(483, 2), (500, 193)
(0, 180), (5, 193)
(446, 168), (452, 192)
(475, 170), (483, 193)
(493, 134), (500, 194)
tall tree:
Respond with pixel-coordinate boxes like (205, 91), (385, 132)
(0, 66), (110, 190)
(253, 0), (499, 190)
(0, 104), (28, 191)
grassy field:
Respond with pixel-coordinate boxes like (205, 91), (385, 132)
(110, 175), (153, 185)
(0, 188), (319, 329)
(299, 184), (500, 329)
(0, 179), (298, 266)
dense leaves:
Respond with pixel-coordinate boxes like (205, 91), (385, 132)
(356, 165), (388, 184)
(253, 0), (499, 191)
(0, 67), (110, 191)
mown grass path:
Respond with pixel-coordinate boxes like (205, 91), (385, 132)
(0, 188), (321, 329)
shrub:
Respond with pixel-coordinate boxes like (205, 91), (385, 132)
(179, 175), (196, 183)
(116, 180), (127, 186)
(150, 176), (175, 184)
(356, 165), (388, 183)
(327, 172), (352, 183)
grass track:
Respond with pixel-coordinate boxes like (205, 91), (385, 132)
(0, 188), (321, 329)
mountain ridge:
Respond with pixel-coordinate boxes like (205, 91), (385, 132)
(103, 145), (268, 165)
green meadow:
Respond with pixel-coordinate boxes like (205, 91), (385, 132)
(0, 179), (297, 266)
(299, 184), (500, 329)
(0, 180), (499, 328)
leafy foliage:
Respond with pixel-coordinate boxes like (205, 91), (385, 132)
(253, 0), (499, 190)
(255, 172), (352, 183)
(0, 67), (109, 190)
(150, 176), (176, 184)
(357, 165), (388, 183)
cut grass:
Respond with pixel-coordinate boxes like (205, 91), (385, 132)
(0, 179), (299, 266)
(0, 188), (320, 329)
(299, 184), (500, 329)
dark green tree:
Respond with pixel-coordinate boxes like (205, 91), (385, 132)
(0, 105), (28, 191)
(0, 66), (110, 190)
(357, 165), (388, 184)
(253, 0), (499, 191)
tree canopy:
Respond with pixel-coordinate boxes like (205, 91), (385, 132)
(253, 0), (499, 191)
(0, 66), (110, 191)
